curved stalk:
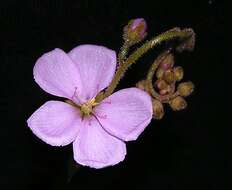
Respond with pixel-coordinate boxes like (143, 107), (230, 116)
(96, 28), (193, 102)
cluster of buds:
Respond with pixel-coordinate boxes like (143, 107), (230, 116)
(117, 18), (195, 120)
(136, 50), (194, 120)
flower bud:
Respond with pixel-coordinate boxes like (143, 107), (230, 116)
(177, 82), (194, 97)
(159, 53), (174, 71)
(169, 96), (187, 111)
(155, 79), (168, 90)
(136, 80), (148, 91)
(164, 69), (176, 84)
(174, 66), (184, 81)
(152, 99), (164, 120)
(159, 89), (167, 95)
(124, 18), (147, 43)
(159, 85), (172, 95)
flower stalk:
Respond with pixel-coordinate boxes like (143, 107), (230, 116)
(118, 41), (130, 64)
(96, 28), (194, 103)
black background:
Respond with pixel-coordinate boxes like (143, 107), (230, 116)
(1, 0), (228, 189)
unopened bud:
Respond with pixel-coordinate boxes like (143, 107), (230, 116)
(159, 53), (174, 70)
(159, 89), (167, 95)
(152, 99), (164, 119)
(136, 80), (148, 91)
(159, 85), (172, 95)
(174, 66), (184, 81)
(169, 96), (187, 111)
(124, 18), (147, 43)
(164, 69), (176, 84)
(177, 82), (194, 97)
(155, 79), (168, 90)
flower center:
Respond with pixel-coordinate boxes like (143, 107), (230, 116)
(80, 98), (98, 116)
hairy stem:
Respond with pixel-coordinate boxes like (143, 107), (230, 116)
(146, 51), (170, 99)
(96, 28), (193, 102)
(118, 41), (130, 63)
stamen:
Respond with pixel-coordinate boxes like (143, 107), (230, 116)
(71, 87), (78, 100)
(71, 87), (83, 105)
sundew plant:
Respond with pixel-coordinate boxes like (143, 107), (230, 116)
(27, 18), (195, 169)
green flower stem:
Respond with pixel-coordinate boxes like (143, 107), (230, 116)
(96, 28), (193, 103)
(118, 41), (130, 63)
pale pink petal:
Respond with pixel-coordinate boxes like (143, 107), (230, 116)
(33, 48), (83, 104)
(27, 101), (82, 146)
(73, 116), (126, 169)
(94, 88), (152, 141)
(68, 45), (116, 101)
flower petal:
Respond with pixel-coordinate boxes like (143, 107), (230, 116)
(94, 88), (153, 141)
(27, 101), (82, 146)
(33, 48), (83, 104)
(68, 45), (116, 101)
(73, 116), (126, 169)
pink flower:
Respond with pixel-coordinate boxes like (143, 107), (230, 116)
(27, 45), (152, 169)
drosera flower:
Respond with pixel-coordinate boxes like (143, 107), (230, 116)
(27, 45), (153, 169)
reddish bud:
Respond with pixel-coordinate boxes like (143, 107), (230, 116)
(155, 79), (168, 90)
(159, 85), (172, 95)
(159, 54), (174, 71)
(124, 18), (147, 43)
